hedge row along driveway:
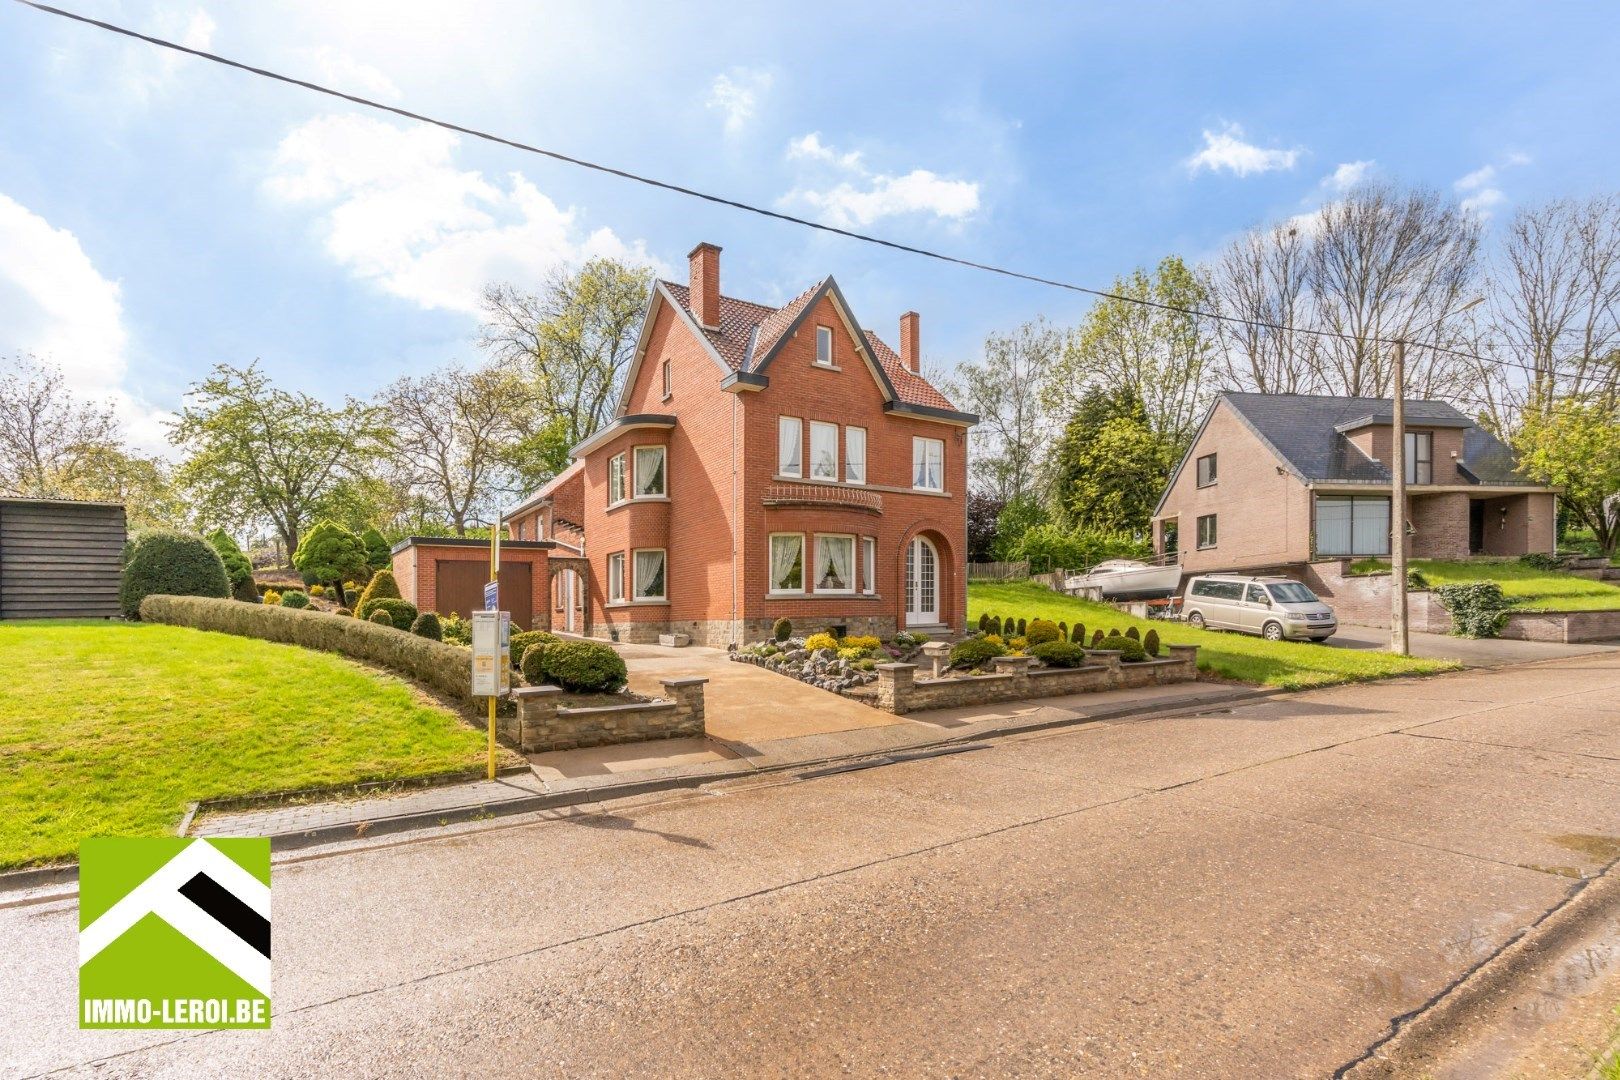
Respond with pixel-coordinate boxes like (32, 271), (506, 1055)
(0, 620), (486, 870)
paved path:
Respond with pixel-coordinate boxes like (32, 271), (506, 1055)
(8, 654), (1620, 1078)
(1327, 624), (1620, 666)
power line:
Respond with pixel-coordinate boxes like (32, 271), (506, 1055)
(10, 0), (1604, 387)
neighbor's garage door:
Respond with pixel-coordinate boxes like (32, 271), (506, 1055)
(435, 559), (533, 630)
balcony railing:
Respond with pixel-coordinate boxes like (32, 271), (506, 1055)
(762, 482), (883, 515)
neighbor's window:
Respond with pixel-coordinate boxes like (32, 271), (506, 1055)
(1404, 432), (1433, 485)
(607, 552), (625, 602)
(778, 415), (802, 477)
(1196, 514), (1218, 549)
(845, 426), (867, 484)
(633, 548), (666, 601)
(862, 536), (876, 594)
(661, 358), (672, 399)
(810, 421), (839, 481)
(1315, 495), (1390, 557)
(815, 325), (834, 367)
(814, 534), (855, 593)
(1196, 453), (1218, 487)
(912, 437), (944, 491)
(769, 533), (804, 593)
(634, 445), (666, 497)
(607, 453), (626, 505)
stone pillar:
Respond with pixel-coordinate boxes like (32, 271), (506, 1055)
(990, 654), (1035, 698)
(876, 663), (916, 714)
(1166, 643), (1199, 678)
(513, 685), (563, 754)
(660, 677), (708, 736)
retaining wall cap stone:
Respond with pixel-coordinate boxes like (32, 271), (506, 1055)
(514, 685), (564, 698)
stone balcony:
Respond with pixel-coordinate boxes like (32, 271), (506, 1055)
(762, 482), (883, 515)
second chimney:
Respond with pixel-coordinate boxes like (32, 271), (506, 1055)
(900, 311), (920, 373)
(688, 242), (721, 330)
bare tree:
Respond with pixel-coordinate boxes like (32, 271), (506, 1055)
(944, 318), (1059, 503)
(0, 354), (121, 497)
(1204, 223), (1321, 394)
(376, 363), (529, 535)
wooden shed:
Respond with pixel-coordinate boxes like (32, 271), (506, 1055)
(0, 498), (127, 619)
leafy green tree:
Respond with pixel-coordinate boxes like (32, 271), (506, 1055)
(1515, 397), (1620, 555)
(990, 495), (1049, 561)
(1046, 387), (1174, 535)
(0, 354), (120, 498)
(207, 529), (258, 602)
(361, 527), (391, 572)
(946, 319), (1058, 502)
(51, 444), (188, 530)
(291, 521), (371, 605)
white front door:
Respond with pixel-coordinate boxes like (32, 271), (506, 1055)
(904, 536), (939, 626)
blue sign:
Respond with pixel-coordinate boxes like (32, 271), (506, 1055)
(483, 580), (498, 611)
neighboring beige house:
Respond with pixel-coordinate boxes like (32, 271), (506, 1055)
(1153, 392), (1558, 575)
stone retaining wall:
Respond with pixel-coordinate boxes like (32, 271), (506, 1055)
(874, 645), (1199, 715)
(499, 677), (707, 753)
(1302, 559), (1452, 632)
(1499, 609), (1620, 643)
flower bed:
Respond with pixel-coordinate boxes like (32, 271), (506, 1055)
(729, 630), (930, 694)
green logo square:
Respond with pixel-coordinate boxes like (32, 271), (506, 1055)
(79, 838), (271, 1029)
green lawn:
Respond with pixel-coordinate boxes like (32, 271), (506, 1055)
(968, 582), (1457, 691)
(1350, 558), (1620, 611)
(0, 621), (488, 869)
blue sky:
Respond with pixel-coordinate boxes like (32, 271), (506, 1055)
(2, 1), (1617, 452)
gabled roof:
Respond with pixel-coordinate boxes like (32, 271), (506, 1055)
(504, 459), (583, 518)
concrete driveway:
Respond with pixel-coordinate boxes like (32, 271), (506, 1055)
(1326, 624), (1620, 666)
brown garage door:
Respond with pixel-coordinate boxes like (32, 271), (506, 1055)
(434, 559), (533, 630)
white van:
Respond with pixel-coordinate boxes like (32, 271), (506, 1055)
(1181, 575), (1337, 642)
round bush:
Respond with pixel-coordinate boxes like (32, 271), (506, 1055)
(1125, 626), (1140, 641)
(410, 612), (442, 640)
(1143, 628), (1161, 657)
(309, 584), (326, 597)
(804, 632), (839, 652)
(1029, 640), (1087, 668)
(1098, 634), (1147, 662)
(440, 612), (471, 646)
(509, 629), (560, 669)
(532, 639), (627, 693)
(1070, 622), (1086, 644)
(369, 609), (393, 626)
(772, 618), (793, 642)
(363, 597), (418, 631)
(262, 590), (282, 606)
(120, 530), (230, 618)
(977, 613), (990, 633)
(520, 641), (550, 686)
(335, 606), (353, 617)
(279, 590), (310, 609)
(1026, 619), (1061, 646)
(950, 635), (1008, 669)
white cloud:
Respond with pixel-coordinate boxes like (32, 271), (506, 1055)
(1186, 123), (1302, 177)
(706, 68), (772, 136)
(1455, 163), (1510, 219)
(1323, 160), (1375, 192)
(780, 133), (980, 227)
(115, 6), (216, 105)
(0, 194), (172, 452)
(304, 46), (401, 100)
(264, 114), (651, 315)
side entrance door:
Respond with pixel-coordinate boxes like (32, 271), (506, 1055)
(904, 536), (939, 626)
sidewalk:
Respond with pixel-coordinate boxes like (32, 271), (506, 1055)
(190, 678), (1268, 847)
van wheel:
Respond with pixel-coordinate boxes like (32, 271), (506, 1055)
(1262, 621), (1284, 642)
(1187, 612), (1206, 630)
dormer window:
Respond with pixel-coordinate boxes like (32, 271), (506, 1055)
(1404, 432), (1432, 484)
(815, 325), (834, 367)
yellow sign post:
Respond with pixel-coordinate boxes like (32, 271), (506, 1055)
(487, 514), (500, 780)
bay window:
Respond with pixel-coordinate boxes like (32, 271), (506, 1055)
(607, 453), (626, 505)
(632, 548), (667, 601)
(810, 421), (839, 481)
(769, 533), (804, 594)
(912, 437), (944, 491)
(634, 445), (666, 497)
(845, 426), (867, 484)
(607, 552), (625, 602)
(814, 534), (855, 593)
(778, 416), (801, 477)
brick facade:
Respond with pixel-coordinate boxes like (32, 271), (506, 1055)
(391, 539), (555, 630)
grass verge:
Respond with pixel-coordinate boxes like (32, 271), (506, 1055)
(0, 620), (488, 869)
(968, 582), (1457, 691)
(1349, 558), (1620, 611)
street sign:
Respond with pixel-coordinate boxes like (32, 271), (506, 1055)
(470, 610), (510, 697)
(483, 579), (499, 611)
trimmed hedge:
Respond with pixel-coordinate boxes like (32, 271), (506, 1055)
(509, 629), (560, 668)
(1029, 640), (1087, 668)
(1025, 618), (1061, 646)
(950, 635), (1008, 669)
(1098, 634), (1147, 662)
(529, 639), (628, 693)
(1143, 628), (1161, 657)
(120, 530), (231, 618)
(140, 595), (476, 702)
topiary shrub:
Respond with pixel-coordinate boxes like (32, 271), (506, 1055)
(1070, 622), (1085, 644)
(279, 590), (310, 609)
(207, 529), (258, 603)
(988, 615), (1002, 636)
(519, 642), (550, 687)
(1436, 582), (1512, 638)
(309, 584), (326, 597)
(977, 613), (989, 633)
(804, 632), (839, 652)
(120, 530), (231, 618)
(410, 612), (442, 640)
(1125, 626), (1140, 641)
(1098, 633), (1147, 661)
(773, 617), (793, 642)
(355, 569), (402, 620)
(1518, 551), (1561, 571)
(1015, 618), (1027, 637)
(533, 639), (628, 693)
(368, 609), (394, 626)
(950, 635), (1008, 669)
(1026, 619), (1061, 645)
(335, 606), (352, 617)
(293, 521), (371, 605)
(364, 597), (418, 631)
(1143, 628), (1161, 657)
(1057, 621), (1068, 640)
(1091, 629), (1105, 648)
(1029, 640), (1087, 668)
(510, 629), (560, 669)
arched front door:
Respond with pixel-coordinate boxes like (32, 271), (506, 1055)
(904, 536), (939, 626)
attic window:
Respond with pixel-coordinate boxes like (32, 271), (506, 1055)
(815, 326), (834, 367)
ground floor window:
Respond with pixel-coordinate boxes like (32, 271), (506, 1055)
(1196, 514), (1217, 549)
(607, 552), (625, 602)
(814, 534), (855, 593)
(1316, 495), (1390, 556)
(769, 533), (804, 593)
(861, 536), (876, 594)
(633, 548), (666, 601)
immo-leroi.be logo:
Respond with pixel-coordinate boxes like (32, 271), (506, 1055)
(79, 837), (271, 1029)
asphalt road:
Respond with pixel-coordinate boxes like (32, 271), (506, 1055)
(6, 651), (1620, 1078)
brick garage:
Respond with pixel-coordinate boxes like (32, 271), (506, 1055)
(392, 538), (557, 632)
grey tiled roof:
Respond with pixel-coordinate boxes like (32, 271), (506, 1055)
(1220, 392), (1535, 485)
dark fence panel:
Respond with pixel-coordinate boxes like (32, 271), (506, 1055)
(0, 499), (126, 619)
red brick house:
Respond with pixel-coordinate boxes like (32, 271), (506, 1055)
(1153, 392), (1558, 575)
(505, 242), (975, 646)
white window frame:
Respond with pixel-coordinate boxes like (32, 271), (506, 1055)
(845, 426), (867, 484)
(862, 536), (876, 595)
(815, 325), (835, 367)
(607, 552), (626, 602)
(660, 358), (672, 400)
(607, 453), (626, 506)
(812, 533), (856, 595)
(768, 533), (805, 596)
(778, 415), (802, 478)
(632, 547), (667, 602)
(809, 421), (839, 481)
(633, 445), (667, 498)
(912, 437), (945, 492)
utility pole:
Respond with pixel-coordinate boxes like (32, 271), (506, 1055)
(1390, 339), (1408, 655)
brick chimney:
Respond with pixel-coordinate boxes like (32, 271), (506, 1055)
(688, 242), (721, 330)
(900, 311), (920, 372)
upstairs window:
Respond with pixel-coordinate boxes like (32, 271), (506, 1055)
(1196, 453), (1218, 488)
(607, 453), (626, 505)
(810, 421), (839, 481)
(1404, 432), (1433, 485)
(845, 427), (867, 484)
(661, 358), (672, 400)
(912, 437), (944, 492)
(634, 446), (666, 497)
(815, 325), (834, 367)
(778, 416), (802, 477)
